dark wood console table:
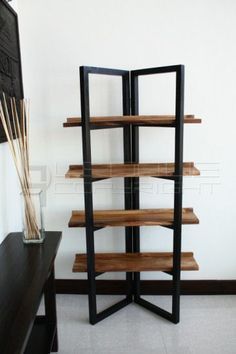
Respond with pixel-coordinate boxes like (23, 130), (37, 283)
(0, 232), (62, 354)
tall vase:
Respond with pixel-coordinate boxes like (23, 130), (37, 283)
(21, 189), (45, 244)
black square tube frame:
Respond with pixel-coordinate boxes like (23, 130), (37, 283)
(80, 65), (184, 324)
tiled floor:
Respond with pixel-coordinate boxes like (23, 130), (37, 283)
(54, 295), (236, 354)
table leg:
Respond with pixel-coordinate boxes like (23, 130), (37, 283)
(44, 265), (58, 352)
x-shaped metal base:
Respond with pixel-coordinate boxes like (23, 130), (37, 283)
(89, 295), (178, 325)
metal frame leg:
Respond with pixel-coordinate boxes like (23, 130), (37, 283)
(80, 66), (133, 324)
(131, 74), (141, 301)
(122, 72), (133, 301)
(130, 65), (185, 324)
(80, 66), (97, 324)
(44, 266), (58, 352)
(172, 65), (184, 324)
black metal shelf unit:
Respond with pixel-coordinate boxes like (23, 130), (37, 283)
(78, 65), (195, 325)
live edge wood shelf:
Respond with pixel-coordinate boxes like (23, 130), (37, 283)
(66, 162), (200, 179)
(73, 252), (199, 273)
(68, 208), (199, 228)
(63, 65), (201, 325)
(63, 114), (201, 128)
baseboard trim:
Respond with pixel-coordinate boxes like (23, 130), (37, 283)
(55, 279), (236, 295)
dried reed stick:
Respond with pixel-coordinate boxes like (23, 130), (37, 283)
(0, 94), (40, 240)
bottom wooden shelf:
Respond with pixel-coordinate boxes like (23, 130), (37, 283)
(73, 252), (199, 273)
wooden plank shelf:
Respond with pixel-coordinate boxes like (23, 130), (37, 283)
(69, 207), (199, 228)
(63, 114), (201, 128)
(73, 252), (199, 272)
(66, 162), (200, 179)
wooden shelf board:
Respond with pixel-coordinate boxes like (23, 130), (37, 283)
(66, 162), (200, 179)
(63, 114), (202, 128)
(73, 252), (199, 272)
(69, 207), (199, 228)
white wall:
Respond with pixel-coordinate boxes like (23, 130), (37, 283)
(1, 0), (236, 280)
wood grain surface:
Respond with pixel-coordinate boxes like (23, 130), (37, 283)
(66, 162), (200, 179)
(73, 252), (199, 272)
(69, 208), (199, 228)
(63, 114), (202, 128)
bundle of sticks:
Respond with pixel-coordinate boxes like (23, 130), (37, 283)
(0, 94), (40, 239)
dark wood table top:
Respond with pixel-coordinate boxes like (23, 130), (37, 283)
(0, 232), (62, 354)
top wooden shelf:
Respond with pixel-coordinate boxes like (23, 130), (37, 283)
(63, 114), (202, 128)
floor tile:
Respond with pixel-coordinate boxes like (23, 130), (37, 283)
(49, 295), (236, 354)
